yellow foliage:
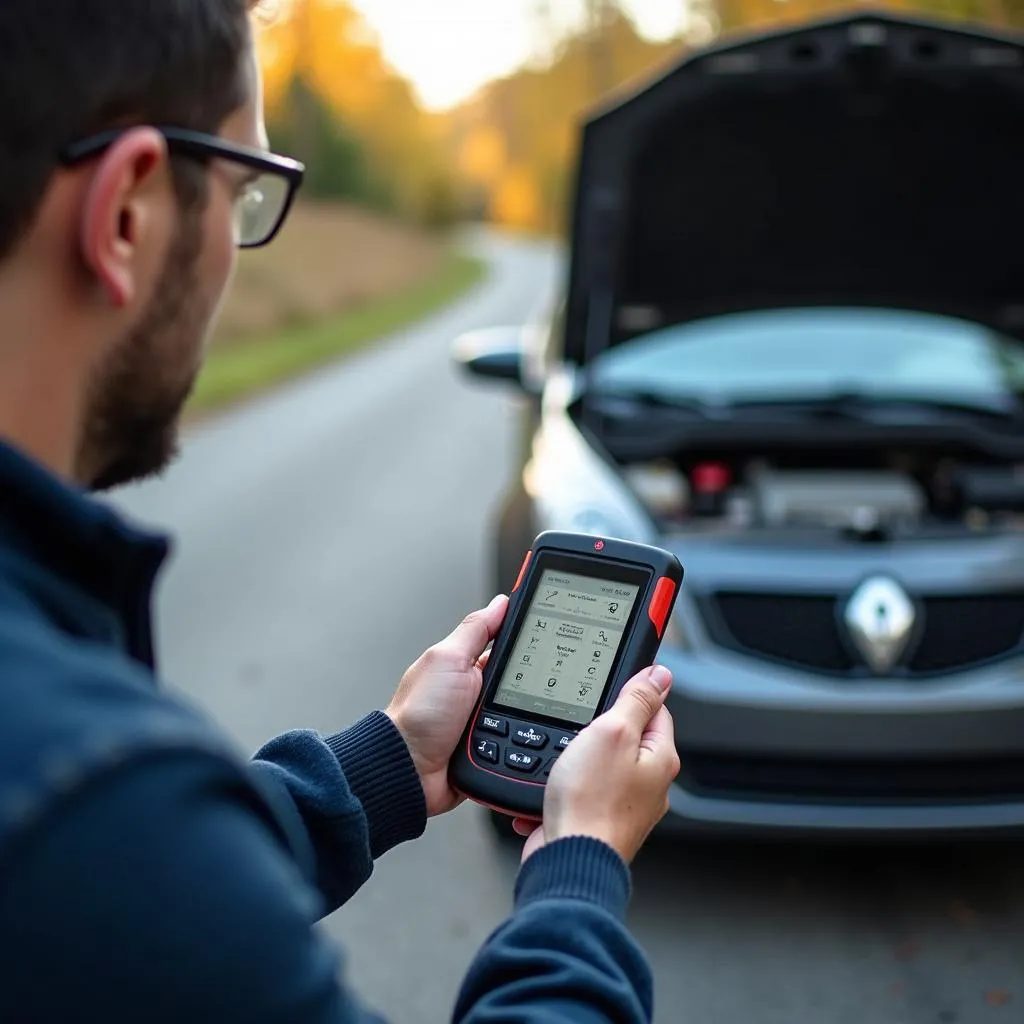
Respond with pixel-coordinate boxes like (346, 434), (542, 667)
(253, 0), (453, 225)
(443, 9), (683, 234)
(458, 126), (507, 186)
(491, 165), (541, 230)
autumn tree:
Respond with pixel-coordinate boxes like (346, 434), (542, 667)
(255, 0), (459, 227)
(445, 6), (685, 235)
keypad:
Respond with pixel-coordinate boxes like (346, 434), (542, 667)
(471, 712), (577, 781)
(479, 715), (509, 737)
(473, 738), (499, 764)
(512, 725), (548, 749)
(505, 749), (542, 773)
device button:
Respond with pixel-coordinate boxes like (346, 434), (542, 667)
(473, 738), (499, 764)
(555, 732), (575, 750)
(512, 725), (548, 749)
(542, 753), (561, 777)
(647, 576), (677, 640)
(505, 749), (542, 774)
(479, 714), (509, 737)
(511, 550), (533, 593)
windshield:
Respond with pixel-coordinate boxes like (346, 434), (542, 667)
(590, 309), (1024, 405)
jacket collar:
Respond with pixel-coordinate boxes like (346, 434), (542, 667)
(0, 439), (170, 662)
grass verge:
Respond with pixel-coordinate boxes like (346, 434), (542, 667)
(188, 249), (487, 416)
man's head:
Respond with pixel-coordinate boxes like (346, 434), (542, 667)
(0, 0), (301, 491)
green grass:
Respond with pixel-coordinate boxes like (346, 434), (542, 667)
(188, 250), (488, 416)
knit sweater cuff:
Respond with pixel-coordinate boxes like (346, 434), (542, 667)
(514, 836), (632, 921)
(325, 711), (426, 859)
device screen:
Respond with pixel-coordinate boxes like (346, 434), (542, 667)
(491, 567), (643, 727)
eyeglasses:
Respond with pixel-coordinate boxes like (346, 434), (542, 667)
(58, 126), (306, 248)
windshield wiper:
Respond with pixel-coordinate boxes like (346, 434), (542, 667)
(729, 392), (1024, 424)
(582, 385), (733, 420)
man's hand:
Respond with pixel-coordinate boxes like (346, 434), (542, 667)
(513, 665), (680, 865)
(386, 595), (508, 817)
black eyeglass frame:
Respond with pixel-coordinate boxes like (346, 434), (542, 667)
(57, 126), (306, 248)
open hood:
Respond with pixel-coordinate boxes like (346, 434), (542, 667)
(562, 13), (1024, 365)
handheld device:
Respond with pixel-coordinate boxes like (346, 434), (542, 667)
(449, 531), (684, 820)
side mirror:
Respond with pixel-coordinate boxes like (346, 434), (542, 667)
(451, 326), (535, 391)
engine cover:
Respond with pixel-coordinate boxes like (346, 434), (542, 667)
(750, 468), (925, 529)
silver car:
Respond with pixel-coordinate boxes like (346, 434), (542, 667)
(456, 12), (1024, 839)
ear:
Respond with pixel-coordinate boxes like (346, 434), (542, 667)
(78, 127), (172, 309)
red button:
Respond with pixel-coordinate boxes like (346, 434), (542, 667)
(647, 576), (677, 639)
(511, 550), (532, 593)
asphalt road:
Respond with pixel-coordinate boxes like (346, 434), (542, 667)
(113, 233), (1024, 1024)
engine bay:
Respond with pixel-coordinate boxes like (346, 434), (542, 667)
(620, 449), (1024, 536)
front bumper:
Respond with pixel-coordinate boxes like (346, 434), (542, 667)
(659, 646), (1024, 836)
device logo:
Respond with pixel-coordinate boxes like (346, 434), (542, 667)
(844, 576), (916, 673)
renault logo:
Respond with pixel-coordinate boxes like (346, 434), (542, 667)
(844, 577), (916, 673)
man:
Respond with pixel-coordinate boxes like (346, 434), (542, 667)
(0, 2), (680, 1021)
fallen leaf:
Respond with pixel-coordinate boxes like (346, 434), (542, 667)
(985, 990), (1012, 1007)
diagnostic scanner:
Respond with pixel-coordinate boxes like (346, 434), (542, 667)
(449, 531), (684, 820)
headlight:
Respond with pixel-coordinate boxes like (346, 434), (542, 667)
(531, 408), (657, 543)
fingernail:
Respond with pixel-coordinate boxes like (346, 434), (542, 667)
(650, 665), (672, 691)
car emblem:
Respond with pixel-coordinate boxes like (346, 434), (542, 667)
(844, 577), (916, 673)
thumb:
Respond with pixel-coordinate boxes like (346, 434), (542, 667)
(440, 594), (508, 665)
(608, 665), (673, 739)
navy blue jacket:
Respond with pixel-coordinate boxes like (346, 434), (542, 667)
(0, 440), (653, 1023)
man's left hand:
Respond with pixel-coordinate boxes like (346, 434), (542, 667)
(386, 594), (508, 817)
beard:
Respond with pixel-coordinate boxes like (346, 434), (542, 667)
(83, 207), (207, 493)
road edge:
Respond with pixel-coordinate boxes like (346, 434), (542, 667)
(186, 247), (489, 422)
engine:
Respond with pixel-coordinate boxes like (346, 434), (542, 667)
(622, 452), (1024, 534)
(746, 466), (923, 531)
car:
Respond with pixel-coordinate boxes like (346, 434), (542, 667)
(454, 11), (1024, 840)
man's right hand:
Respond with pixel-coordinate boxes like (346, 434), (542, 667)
(515, 665), (680, 865)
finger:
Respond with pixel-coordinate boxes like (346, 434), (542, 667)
(605, 665), (673, 739)
(512, 816), (540, 837)
(475, 647), (492, 672)
(639, 706), (681, 782)
(639, 705), (675, 756)
(439, 595), (508, 666)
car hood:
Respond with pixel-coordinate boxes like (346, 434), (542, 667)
(561, 13), (1024, 366)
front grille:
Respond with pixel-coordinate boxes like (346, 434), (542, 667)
(908, 596), (1024, 673)
(708, 592), (1024, 676)
(682, 753), (1024, 805)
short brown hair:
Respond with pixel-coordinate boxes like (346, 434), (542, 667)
(0, 0), (257, 261)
